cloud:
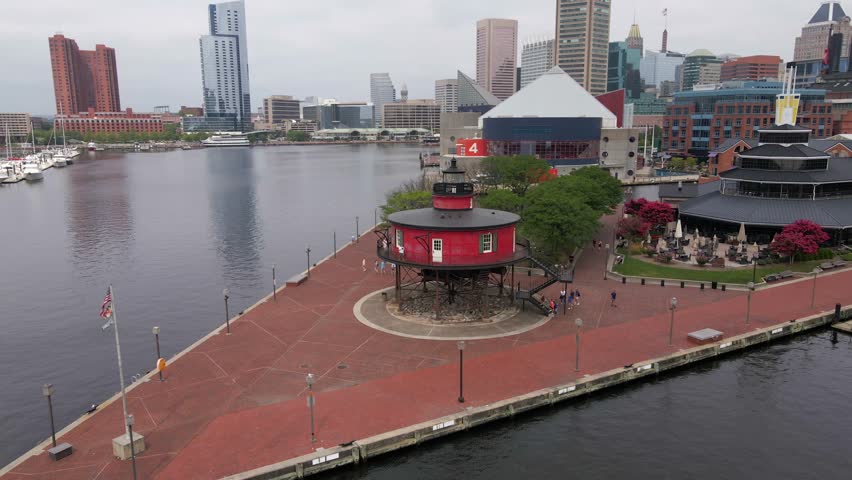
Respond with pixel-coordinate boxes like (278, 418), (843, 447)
(0, 0), (824, 114)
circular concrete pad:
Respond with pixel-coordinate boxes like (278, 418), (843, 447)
(354, 288), (551, 340)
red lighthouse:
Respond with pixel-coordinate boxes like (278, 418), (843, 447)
(377, 159), (532, 319)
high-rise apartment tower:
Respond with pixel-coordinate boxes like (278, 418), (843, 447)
(199, 0), (252, 131)
(48, 34), (121, 114)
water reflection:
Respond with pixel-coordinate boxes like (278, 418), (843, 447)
(205, 148), (263, 286)
(65, 155), (134, 279)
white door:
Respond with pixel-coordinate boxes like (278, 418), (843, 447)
(432, 238), (443, 263)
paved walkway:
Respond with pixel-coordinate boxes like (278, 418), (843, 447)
(3, 214), (850, 480)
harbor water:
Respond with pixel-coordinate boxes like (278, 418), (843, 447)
(0, 144), (421, 466)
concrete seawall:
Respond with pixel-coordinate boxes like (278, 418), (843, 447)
(223, 306), (849, 480)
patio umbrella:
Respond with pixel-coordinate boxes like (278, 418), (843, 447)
(737, 222), (747, 243)
(674, 219), (683, 249)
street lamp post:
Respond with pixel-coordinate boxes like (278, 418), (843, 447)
(669, 297), (678, 346)
(746, 282), (754, 325)
(126, 414), (138, 480)
(306, 247), (312, 278)
(355, 216), (360, 243)
(457, 340), (466, 403)
(751, 259), (757, 284)
(574, 318), (583, 372)
(811, 268), (819, 308)
(223, 288), (230, 335)
(152, 327), (163, 382)
(272, 264), (277, 301)
(305, 373), (316, 443)
(42, 384), (56, 448)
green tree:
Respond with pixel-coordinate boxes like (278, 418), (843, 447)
(480, 155), (551, 196)
(478, 189), (523, 214)
(521, 183), (600, 260)
(563, 167), (623, 214)
(381, 190), (433, 221)
(287, 130), (310, 142)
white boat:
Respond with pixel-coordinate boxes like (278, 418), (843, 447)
(1, 162), (25, 183)
(87, 142), (97, 151)
(23, 161), (43, 181)
(201, 132), (250, 147)
(53, 153), (68, 167)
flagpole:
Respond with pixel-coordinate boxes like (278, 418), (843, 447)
(110, 285), (130, 437)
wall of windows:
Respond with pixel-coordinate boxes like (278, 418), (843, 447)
(736, 156), (828, 170)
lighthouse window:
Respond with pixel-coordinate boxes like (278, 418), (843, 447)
(480, 233), (494, 254)
(396, 229), (403, 248)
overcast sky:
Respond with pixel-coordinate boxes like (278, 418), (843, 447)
(0, 0), (836, 114)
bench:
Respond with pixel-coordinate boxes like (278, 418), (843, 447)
(48, 443), (73, 461)
(285, 273), (308, 287)
(820, 262), (836, 270)
(833, 259), (847, 268)
(688, 328), (724, 345)
(779, 270), (794, 279)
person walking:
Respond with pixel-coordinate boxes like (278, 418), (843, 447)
(380, 260), (386, 274)
(567, 291), (574, 310)
(559, 288), (567, 305)
(362, 258), (367, 272)
(574, 289), (581, 306)
(610, 290), (617, 306)
(373, 259), (379, 273)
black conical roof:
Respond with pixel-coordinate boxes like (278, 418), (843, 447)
(809, 2), (846, 24)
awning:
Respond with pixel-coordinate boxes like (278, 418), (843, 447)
(708, 152), (718, 158)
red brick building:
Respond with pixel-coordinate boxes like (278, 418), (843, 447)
(59, 108), (163, 135)
(49, 34), (121, 114)
(719, 55), (784, 82)
(663, 82), (832, 157)
(708, 137), (852, 175)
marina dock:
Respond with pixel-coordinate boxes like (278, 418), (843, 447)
(2, 213), (850, 480)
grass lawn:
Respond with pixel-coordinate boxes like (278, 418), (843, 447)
(613, 254), (827, 284)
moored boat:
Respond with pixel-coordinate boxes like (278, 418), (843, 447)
(201, 132), (250, 147)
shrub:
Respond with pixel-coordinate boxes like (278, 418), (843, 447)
(658, 253), (674, 264)
(643, 247), (657, 258)
(696, 255), (709, 266)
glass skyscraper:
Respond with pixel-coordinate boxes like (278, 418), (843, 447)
(370, 73), (396, 127)
(199, 0), (251, 132)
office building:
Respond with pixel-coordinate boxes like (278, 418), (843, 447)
(554, 0), (612, 95)
(662, 81), (832, 157)
(48, 34), (121, 114)
(57, 108), (163, 135)
(520, 38), (554, 89)
(640, 50), (685, 89)
(458, 71), (501, 114)
(435, 79), (459, 113)
(681, 49), (722, 91)
(0, 113), (33, 139)
(198, 0), (252, 132)
(263, 95), (300, 124)
(608, 24), (643, 99)
(720, 55), (784, 82)
(476, 19), (518, 100)
(382, 100), (441, 132)
(793, 2), (852, 87)
(303, 102), (374, 130)
(370, 73), (396, 126)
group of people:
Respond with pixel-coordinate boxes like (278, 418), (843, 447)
(361, 258), (395, 274)
(544, 288), (582, 315)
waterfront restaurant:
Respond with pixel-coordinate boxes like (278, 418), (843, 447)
(680, 71), (852, 244)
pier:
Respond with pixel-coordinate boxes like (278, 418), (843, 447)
(1, 214), (850, 480)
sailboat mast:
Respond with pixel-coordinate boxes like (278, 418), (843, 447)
(31, 121), (37, 154)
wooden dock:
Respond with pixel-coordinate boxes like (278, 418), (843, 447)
(832, 320), (852, 334)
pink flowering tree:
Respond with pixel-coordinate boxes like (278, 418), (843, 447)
(617, 216), (651, 242)
(624, 198), (649, 216)
(637, 201), (675, 232)
(770, 220), (830, 263)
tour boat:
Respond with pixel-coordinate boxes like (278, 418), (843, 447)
(22, 161), (44, 181)
(201, 132), (250, 147)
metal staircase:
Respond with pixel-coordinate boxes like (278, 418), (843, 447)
(516, 256), (569, 315)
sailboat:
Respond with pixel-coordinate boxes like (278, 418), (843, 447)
(57, 102), (78, 163)
(1, 126), (25, 183)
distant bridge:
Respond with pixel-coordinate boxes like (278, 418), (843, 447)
(621, 174), (701, 186)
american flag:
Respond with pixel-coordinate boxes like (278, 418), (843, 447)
(100, 289), (113, 319)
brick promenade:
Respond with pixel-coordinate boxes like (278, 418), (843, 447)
(3, 215), (850, 479)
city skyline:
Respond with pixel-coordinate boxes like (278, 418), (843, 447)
(0, 0), (843, 113)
